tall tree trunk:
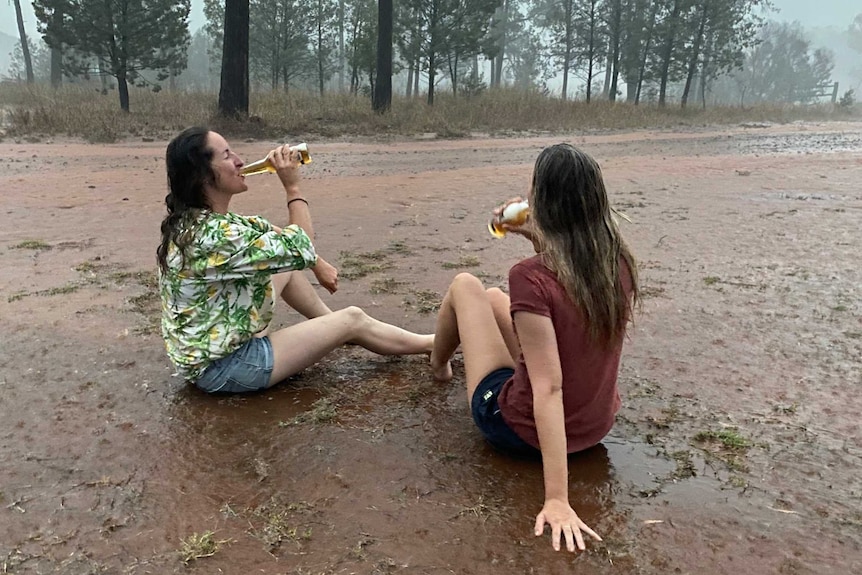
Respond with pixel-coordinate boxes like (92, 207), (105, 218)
(406, 64), (414, 97)
(608, 0), (622, 101)
(427, 1), (438, 105)
(561, 49), (570, 100)
(338, 0), (345, 92)
(471, 54), (479, 85)
(681, 2), (707, 108)
(218, 0), (250, 118)
(658, 0), (682, 107)
(373, 0), (393, 112)
(117, 69), (130, 112)
(493, 0), (508, 88)
(50, 8), (63, 88)
(448, 53), (459, 97)
(699, 35), (712, 109)
(603, 38), (612, 98)
(635, 2), (659, 105)
(317, 0), (325, 95)
(560, 0), (573, 101)
(99, 59), (109, 95)
(13, 0), (34, 83)
(50, 47), (62, 87)
(585, 0), (597, 103)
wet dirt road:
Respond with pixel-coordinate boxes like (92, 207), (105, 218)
(1, 121), (861, 574)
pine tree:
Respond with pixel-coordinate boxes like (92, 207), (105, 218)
(34, 0), (191, 112)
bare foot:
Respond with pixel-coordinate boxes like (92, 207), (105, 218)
(430, 353), (453, 382)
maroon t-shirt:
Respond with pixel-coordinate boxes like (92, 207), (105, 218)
(498, 255), (633, 453)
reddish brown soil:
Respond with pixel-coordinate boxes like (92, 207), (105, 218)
(1, 122), (860, 574)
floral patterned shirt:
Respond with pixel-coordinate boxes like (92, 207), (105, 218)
(159, 211), (318, 380)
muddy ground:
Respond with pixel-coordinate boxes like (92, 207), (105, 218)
(0, 122), (860, 574)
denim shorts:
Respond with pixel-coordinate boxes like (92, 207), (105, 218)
(471, 367), (541, 458)
(193, 336), (274, 394)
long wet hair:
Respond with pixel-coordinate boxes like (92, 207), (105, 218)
(156, 126), (215, 274)
(530, 143), (639, 346)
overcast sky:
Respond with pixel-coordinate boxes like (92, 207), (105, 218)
(1, 0), (859, 50)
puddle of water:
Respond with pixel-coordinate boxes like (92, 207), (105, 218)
(738, 133), (862, 155)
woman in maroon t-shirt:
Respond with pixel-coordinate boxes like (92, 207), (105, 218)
(429, 143), (639, 553)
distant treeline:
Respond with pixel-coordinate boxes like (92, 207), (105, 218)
(5, 0), (862, 112)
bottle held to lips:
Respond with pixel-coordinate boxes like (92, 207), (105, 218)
(488, 201), (530, 238)
(240, 143), (312, 176)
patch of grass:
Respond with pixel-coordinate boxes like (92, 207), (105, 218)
(74, 261), (107, 274)
(640, 285), (667, 298)
(12, 239), (51, 250)
(724, 455), (750, 473)
(1, 82), (857, 141)
(455, 496), (499, 523)
(280, 397), (337, 426)
(349, 537), (375, 561)
(370, 277), (406, 294)
(772, 403), (798, 415)
(703, 276), (721, 286)
(45, 285), (80, 296)
(128, 291), (161, 335)
(220, 503), (239, 518)
(441, 255), (481, 269)
(7, 283), (81, 302)
(387, 240), (413, 255)
(694, 429), (751, 450)
(339, 250), (393, 280)
(831, 304), (848, 312)
(178, 531), (228, 564)
(249, 498), (313, 550)
(727, 475), (749, 489)
(647, 405), (682, 429)
(403, 289), (442, 314)
(670, 450), (697, 479)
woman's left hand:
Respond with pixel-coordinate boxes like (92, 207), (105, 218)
(312, 257), (338, 294)
(269, 144), (302, 192)
(534, 498), (602, 552)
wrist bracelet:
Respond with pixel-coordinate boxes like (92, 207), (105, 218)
(287, 197), (309, 207)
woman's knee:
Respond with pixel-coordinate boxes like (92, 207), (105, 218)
(450, 272), (485, 297)
(486, 286), (507, 303)
(336, 305), (369, 327)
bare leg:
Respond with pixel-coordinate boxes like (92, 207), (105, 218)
(430, 273), (515, 404)
(487, 287), (520, 361)
(271, 270), (332, 319)
(267, 306), (434, 385)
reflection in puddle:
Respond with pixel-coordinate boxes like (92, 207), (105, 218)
(149, 361), (689, 570)
(427, 424), (674, 540)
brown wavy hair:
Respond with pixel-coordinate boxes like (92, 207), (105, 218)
(530, 143), (639, 345)
(156, 126), (215, 274)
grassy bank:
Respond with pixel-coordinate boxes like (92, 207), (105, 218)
(0, 82), (858, 143)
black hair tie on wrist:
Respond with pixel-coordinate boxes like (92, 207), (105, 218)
(287, 197), (309, 207)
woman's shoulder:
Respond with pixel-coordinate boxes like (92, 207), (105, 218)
(198, 212), (273, 234)
(510, 254), (549, 277)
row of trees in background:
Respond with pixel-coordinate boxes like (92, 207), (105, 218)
(6, 0), (862, 114)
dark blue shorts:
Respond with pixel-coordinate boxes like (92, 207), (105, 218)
(471, 368), (541, 458)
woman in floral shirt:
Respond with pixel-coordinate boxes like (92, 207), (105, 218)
(157, 127), (433, 393)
